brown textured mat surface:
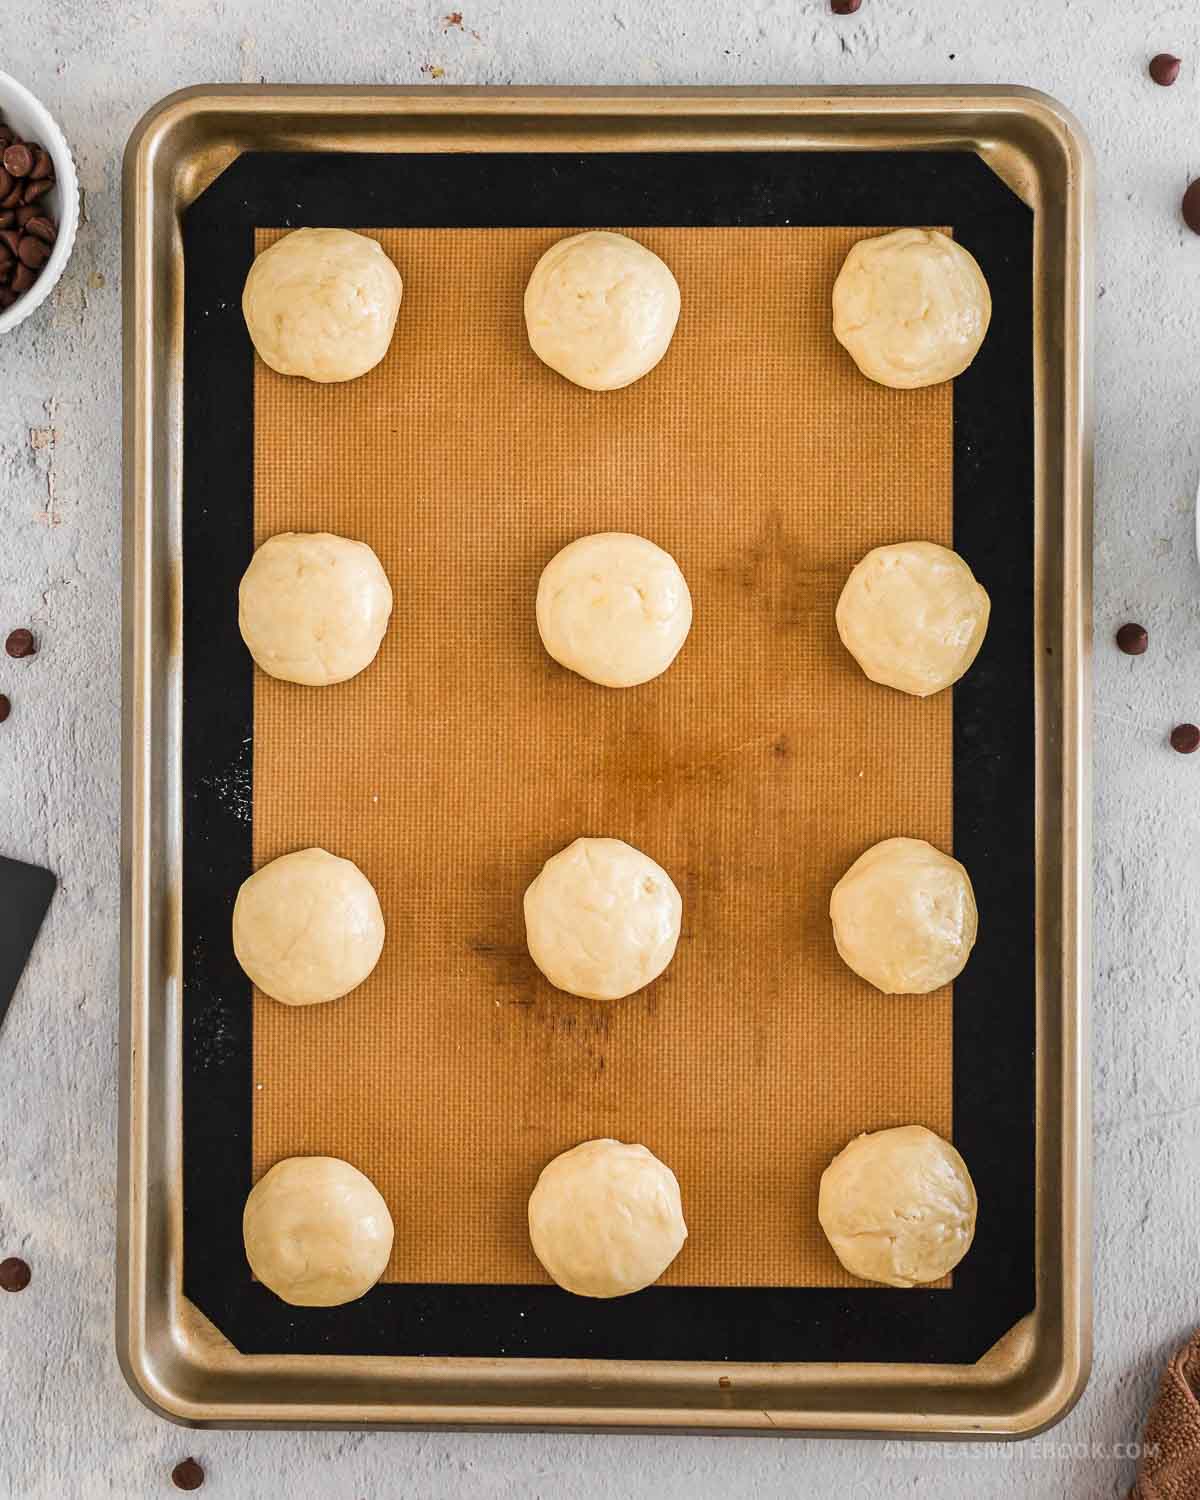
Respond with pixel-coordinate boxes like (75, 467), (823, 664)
(250, 224), (954, 1287)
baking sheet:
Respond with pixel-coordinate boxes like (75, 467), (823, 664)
(124, 89), (1091, 1432)
(249, 223), (956, 1289)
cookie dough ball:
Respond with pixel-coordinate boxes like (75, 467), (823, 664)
(242, 227), (402, 383)
(524, 231), (681, 391)
(524, 837), (682, 1000)
(835, 541), (990, 697)
(232, 847), (385, 1006)
(528, 1139), (687, 1297)
(239, 532), (393, 687)
(243, 1156), (394, 1306)
(536, 532), (693, 688)
(830, 837), (977, 994)
(832, 228), (991, 389)
(818, 1125), (977, 1287)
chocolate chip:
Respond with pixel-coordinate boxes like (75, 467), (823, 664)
(2, 143), (32, 178)
(6, 629), (36, 658)
(1170, 723), (1200, 754)
(0, 1257), (30, 1291)
(17, 236), (49, 271)
(1115, 622), (1148, 655)
(1183, 180), (1200, 235)
(0, 695), (9, 723)
(1150, 53), (1182, 86)
(0, 119), (59, 306)
(171, 1458), (205, 1491)
(831, 0), (861, 10)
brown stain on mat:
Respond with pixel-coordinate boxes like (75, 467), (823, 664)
(250, 225), (954, 1287)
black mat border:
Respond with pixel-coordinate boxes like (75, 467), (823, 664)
(181, 150), (1035, 1362)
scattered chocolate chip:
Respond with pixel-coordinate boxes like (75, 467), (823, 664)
(831, 0), (861, 10)
(0, 168), (11, 200)
(1170, 723), (1200, 754)
(11, 263), (35, 294)
(0, 228), (19, 257)
(171, 1458), (205, 1491)
(0, 1257), (30, 1291)
(22, 178), (52, 205)
(1183, 180), (1200, 235)
(0, 695), (10, 723)
(17, 236), (49, 271)
(1150, 53), (1182, 86)
(0, 211), (13, 230)
(6, 629), (36, 658)
(29, 148), (52, 181)
(2, 142), (32, 178)
(0, 186), (22, 210)
(1115, 622), (1148, 655)
(24, 216), (55, 245)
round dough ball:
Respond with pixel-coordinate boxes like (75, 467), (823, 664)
(232, 847), (385, 1006)
(524, 231), (681, 391)
(524, 837), (682, 1001)
(536, 532), (693, 688)
(835, 541), (990, 698)
(528, 1138), (687, 1297)
(239, 532), (393, 687)
(829, 837), (977, 994)
(832, 228), (991, 389)
(242, 227), (403, 383)
(818, 1125), (977, 1287)
(243, 1156), (394, 1306)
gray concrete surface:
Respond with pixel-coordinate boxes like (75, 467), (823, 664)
(0, 1), (1195, 1495)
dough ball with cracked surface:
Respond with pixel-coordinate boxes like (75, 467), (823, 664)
(524, 837), (682, 1001)
(238, 532), (393, 687)
(528, 1138), (687, 1297)
(242, 227), (402, 383)
(836, 540), (990, 698)
(536, 532), (692, 688)
(818, 1125), (977, 1287)
(524, 230), (681, 391)
(832, 228), (991, 389)
(829, 837), (977, 995)
(232, 847), (385, 1006)
(243, 1156), (394, 1306)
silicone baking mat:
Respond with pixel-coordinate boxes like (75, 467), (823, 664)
(250, 222), (954, 1288)
(181, 151), (1035, 1361)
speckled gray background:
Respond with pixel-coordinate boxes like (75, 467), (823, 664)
(0, 2), (1194, 1496)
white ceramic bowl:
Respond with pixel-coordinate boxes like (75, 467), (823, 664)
(0, 70), (79, 335)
